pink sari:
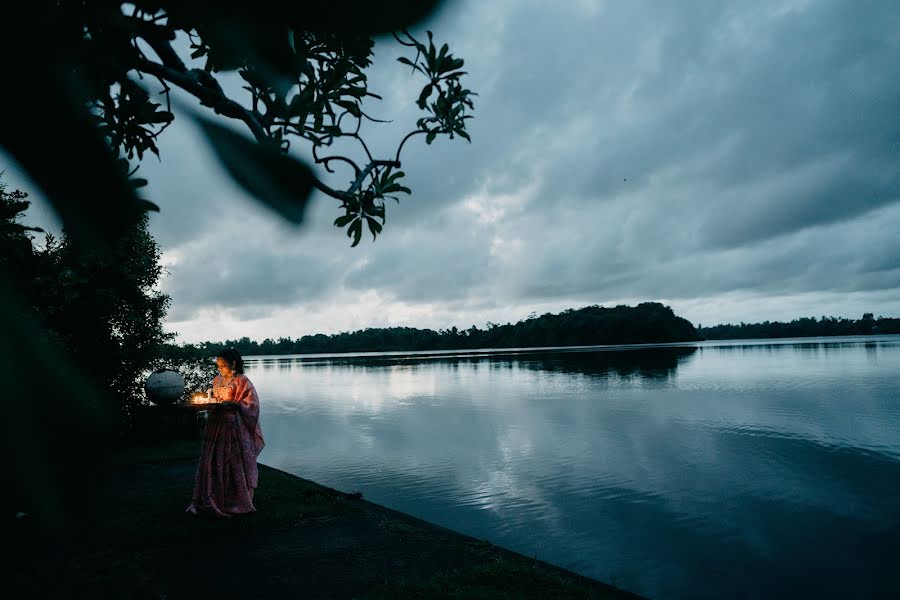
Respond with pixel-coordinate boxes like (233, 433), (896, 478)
(186, 374), (265, 517)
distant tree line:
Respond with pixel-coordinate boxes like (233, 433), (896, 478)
(697, 313), (900, 340)
(170, 306), (900, 359)
(171, 302), (701, 357)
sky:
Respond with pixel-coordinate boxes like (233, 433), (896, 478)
(4, 0), (899, 344)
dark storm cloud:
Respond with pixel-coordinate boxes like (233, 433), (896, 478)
(164, 251), (334, 321)
(320, 0), (899, 315)
(522, 0), (900, 247)
(9, 0), (897, 339)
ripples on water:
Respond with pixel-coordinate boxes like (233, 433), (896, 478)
(245, 336), (900, 599)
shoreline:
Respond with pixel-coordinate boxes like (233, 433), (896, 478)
(6, 439), (644, 599)
(239, 333), (900, 361)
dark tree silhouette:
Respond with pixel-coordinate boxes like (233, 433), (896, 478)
(170, 302), (702, 358)
(4, 2), (474, 250)
(0, 0), (472, 530)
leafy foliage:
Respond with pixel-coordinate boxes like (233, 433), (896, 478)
(23, 206), (173, 423)
(150, 343), (218, 400)
(0, 181), (46, 301)
(397, 30), (476, 144)
(0, 179), (171, 525)
(2, 1), (474, 251)
(0, 1), (466, 528)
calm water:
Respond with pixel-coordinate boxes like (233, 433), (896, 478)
(244, 336), (900, 599)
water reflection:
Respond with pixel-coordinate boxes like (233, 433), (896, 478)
(509, 346), (697, 381)
(244, 336), (900, 599)
(253, 345), (697, 378)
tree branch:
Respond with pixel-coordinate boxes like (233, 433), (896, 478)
(145, 37), (186, 72)
(395, 130), (427, 163)
(129, 17), (186, 71)
(313, 145), (362, 176)
(349, 159), (401, 194)
(311, 177), (353, 202)
(131, 53), (401, 207)
(132, 58), (269, 143)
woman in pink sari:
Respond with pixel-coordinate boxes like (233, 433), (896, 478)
(186, 348), (265, 517)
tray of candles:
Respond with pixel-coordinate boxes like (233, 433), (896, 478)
(183, 393), (228, 411)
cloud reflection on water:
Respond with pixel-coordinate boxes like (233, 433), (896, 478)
(244, 339), (900, 599)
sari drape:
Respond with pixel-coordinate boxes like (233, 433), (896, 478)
(186, 374), (265, 517)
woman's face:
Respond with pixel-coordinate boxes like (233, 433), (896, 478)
(216, 357), (234, 377)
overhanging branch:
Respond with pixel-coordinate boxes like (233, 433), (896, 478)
(349, 159), (401, 194)
(133, 58), (269, 144)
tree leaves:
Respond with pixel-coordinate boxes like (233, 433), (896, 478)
(0, 0), (471, 538)
(417, 84), (434, 109)
(196, 116), (315, 225)
(333, 213), (356, 228)
(365, 215), (382, 240)
(2, 1), (476, 261)
(95, 80), (173, 161)
(348, 217), (363, 247)
(394, 29), (477, 151)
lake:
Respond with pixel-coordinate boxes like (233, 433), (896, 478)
(244, 335), (900, 599)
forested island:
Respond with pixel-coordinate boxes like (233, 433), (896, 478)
(173, 302), (696, 356)
(169, 303), (900, 358)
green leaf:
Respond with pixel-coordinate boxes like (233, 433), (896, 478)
(426, 31), (435, 63)
(334, 213), (355, 228)
(195, 116), (315, 225)
(333, 100), (361, 118)
(417, 84), (433, 109)
(366, 216), (382, 241)
(425, 131), (436, 145)
(349, 219), (362, 247)
(138, 199), (160, 212)
(344, 86), (367, 98)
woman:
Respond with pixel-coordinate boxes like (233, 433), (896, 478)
(186, 348), (266, 517)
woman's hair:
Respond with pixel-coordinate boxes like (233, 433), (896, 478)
(217, 347), (245, 375)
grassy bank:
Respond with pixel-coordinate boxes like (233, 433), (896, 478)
(5, 439), (642, 599)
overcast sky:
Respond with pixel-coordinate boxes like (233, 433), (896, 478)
(5, 0), (899, 344)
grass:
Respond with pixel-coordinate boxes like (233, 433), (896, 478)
(367, 540), (620, 599)
(4, 439), (643, 599)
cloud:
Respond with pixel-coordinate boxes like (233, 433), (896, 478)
(4, 0), (899, 343)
